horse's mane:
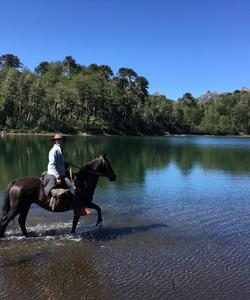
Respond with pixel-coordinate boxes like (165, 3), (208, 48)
(78, 157), (100, 175)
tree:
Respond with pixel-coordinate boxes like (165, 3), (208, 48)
(98, 65), (113, 79)
(63, 56), (77, 75)
(0, 54), (23, 69)
(135, 76), (149, 101)
(118, 67), (138, 83)
(1, 68), (20, 127)
(88, 64), (99, 73)
(46, 62), (63, 77)
(179, 92), (196, 107)
(141, 95), (174, 133)
(34, 61), (50, 76)
(2, 53), (250, 136)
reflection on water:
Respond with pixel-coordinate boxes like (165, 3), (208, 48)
(1, 135), (250, 190)
(0, 136), (250, 299)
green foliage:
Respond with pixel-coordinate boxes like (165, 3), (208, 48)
(197, 93), (250, 134)
(0, 53), (249, 135)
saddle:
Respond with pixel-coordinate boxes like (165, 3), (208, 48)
(49, 188), (71, 211)
(40, 172), (92, 215)
(40, 172), (72, 210)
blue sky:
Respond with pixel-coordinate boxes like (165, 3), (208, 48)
(1, 0), (249, 99)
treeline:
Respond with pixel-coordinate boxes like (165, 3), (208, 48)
(0, 54), (249, 135)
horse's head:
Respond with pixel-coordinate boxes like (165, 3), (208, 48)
(74, 154), (117, 190)
(94, 154), (117, 181)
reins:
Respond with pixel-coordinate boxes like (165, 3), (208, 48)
(71, 163), (106, 177)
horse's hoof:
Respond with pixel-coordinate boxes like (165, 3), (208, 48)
(24, 232), (34, 238)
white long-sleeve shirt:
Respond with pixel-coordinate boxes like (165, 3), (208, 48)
(47, 144), (66, 177)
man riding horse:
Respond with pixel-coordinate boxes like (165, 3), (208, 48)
(46, 133), (84, 216)
(0, 135), (117, 237)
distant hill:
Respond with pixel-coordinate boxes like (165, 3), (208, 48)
(198, 87), (250, 103)
(198, 91), (220, 103)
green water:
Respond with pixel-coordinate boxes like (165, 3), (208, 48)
(1, 135), (250, 191)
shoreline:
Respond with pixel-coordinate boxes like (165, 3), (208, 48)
(1, 130), (250, 138)
(1, 131), (92, 137)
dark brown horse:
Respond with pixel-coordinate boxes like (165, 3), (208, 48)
(0, 154), (116, 237)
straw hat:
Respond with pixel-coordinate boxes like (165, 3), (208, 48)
(52, 133), (65, 141)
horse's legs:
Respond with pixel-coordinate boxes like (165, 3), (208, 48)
(71, 195), (82, 234)
(18, 204), (31, 236)
(71, 215), (80, 234)
(87, 202), (102, 225)
(0, 208), (19, 238)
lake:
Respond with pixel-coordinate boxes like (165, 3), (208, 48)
(0, 135), (250, 299)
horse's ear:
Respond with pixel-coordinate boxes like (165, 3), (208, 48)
(103, 153), (106, 159)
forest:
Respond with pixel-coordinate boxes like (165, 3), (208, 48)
(0, 54), (249, 135)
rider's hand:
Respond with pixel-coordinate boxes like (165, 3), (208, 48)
(56, 176), (62, 184)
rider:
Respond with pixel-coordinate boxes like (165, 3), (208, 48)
(47, 134), (75, 192)
(47, 133), (82, 214)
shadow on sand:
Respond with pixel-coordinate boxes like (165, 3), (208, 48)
(84, 223), (168, 241)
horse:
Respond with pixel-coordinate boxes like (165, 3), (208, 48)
(0, 154), (116, 238)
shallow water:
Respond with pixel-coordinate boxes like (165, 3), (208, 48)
(0, 136), (250, 299)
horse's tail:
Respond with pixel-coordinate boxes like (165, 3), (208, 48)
(1, 180), (16, 221)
